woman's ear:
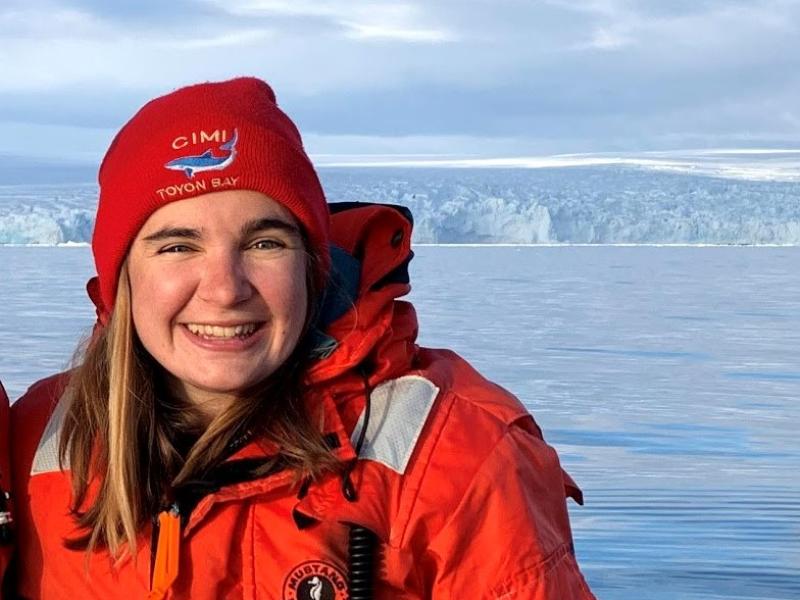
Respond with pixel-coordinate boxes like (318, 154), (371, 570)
(86, 276), (110, 327)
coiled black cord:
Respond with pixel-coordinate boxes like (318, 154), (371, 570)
(347, 524), (378, 600)
(343, 365), (378, 599)
(0, 483), (12, 546)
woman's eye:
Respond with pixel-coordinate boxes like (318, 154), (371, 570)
(251, 239), (284, 250)
(158, 244), (193, 254)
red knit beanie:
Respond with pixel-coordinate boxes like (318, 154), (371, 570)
(92, 77), (330, 320)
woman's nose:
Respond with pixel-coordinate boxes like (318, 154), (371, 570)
(196, 250), (253, 307)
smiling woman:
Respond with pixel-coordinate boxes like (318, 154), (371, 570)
(128, 191), (310, 412)
(4, 77), (595, 599)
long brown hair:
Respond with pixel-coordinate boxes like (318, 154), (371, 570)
(59, 251), (339, 559)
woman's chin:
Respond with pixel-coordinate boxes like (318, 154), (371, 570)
(170, 370), (271, 403)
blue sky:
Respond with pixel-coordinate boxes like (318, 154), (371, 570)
(1, 0), (799, 164)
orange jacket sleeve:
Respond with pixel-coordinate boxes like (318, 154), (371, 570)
(420, 421), (596, 599)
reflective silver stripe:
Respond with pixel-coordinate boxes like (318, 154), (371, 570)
(350, 375), (440, 474)
(31, 390), (70, 475)
(32, 376), (441, 476)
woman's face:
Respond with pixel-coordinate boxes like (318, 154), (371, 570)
(127, 190), (308, 404)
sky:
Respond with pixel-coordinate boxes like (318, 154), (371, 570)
(1, 0), (799, 166)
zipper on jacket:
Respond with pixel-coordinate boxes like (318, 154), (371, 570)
(147, 455), (291, 594)
(149, 503), (181, 600)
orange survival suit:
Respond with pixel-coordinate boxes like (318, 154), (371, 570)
(5, 203), (596, 599)
(0, 381), (12, 591)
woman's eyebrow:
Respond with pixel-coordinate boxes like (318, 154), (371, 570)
(141, 219), (298, 243)
(142, 227), (201, 242)
(241, 217), (300, 236)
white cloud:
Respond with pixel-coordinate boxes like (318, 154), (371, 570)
(340, 21), (455, 43)
(1, 0), (799, 154)
(0, 1), (461, 97)
(0, 34), (257, 92)
(0, 6), (109, 39)
(205, 0), (411, 21)
(541, 0), (627, 19)
(542, 0), (800, 60)
(203, 0), (455, 43)
(164, 29), (273, 49)
(581, 26), (633, 50)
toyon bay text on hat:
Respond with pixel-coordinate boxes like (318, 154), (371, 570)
(92, 76), (331, 318)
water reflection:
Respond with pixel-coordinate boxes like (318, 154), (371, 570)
(2, 246), (799, 599)
(410, 246), (800, 600)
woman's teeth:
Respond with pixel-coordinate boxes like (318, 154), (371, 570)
(185, 323), (258, 339)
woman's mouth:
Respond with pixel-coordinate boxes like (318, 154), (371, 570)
(184, 322), (263, 340)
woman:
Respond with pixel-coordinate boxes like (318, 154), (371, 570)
(7, 78), (595, 599)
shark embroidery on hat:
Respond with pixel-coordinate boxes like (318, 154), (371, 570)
(164, 128), (239, 179)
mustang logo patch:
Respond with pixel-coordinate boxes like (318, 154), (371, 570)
(282, 560), (348, 600)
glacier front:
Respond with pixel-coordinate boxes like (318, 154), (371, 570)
(1, 165), (799, 245)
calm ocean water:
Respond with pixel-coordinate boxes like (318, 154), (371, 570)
(1, 246), (798, 599)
